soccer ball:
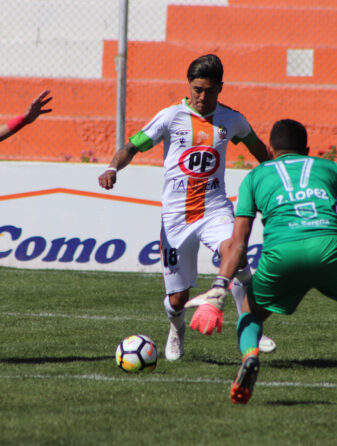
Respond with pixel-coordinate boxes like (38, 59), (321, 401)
(115, 334), (158, 373)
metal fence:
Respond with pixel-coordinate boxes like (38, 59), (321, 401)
(1, 0), (337, 166)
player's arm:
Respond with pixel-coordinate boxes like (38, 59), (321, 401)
(0, 123), (15, 142)
(217, 216), (254, 279)
(0, 89), (52, 142)
(98, 142), (139, 190)
(98, 110), (165, 190)
(218, 172), (256, 278)
(245, 136), (269, 163)
(232, 119), (269, 164)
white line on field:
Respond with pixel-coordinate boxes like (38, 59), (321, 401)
(1, 311), (167, 322)
(0, 373), (336, 389)
(0, 311), (306, 326)
(1, 311), (235, 324)
(0, 312), (231, 326)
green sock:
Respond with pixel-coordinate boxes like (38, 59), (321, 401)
(237, 312), (263, 357)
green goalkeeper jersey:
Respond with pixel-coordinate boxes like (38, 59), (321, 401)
(236, 154), (337, 249)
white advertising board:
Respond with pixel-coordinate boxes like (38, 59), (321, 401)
(0, 162), (263, 273)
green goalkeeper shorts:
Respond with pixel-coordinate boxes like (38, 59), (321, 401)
(248, 234), (337, 315)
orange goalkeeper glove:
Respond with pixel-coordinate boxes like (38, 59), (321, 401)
(184, 276), (230, 336)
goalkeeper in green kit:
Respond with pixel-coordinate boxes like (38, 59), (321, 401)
(186, 119), (337, 404)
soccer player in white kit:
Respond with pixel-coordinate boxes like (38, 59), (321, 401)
(98, 54), (276, 360)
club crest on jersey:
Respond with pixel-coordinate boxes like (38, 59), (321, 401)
(217, 126), (227, 139)
(178, 146), (220, 178)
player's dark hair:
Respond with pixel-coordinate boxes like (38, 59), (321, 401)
(187, 54), (223, 84)
(270, 119), (308, 154)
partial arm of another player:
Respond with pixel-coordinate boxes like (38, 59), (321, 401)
(0, 89), (52, 142)
(185, 216), (254, 334)
(98, 142), (139, 190)
(216, 216), (254, 279)
(245, 136), (269, 163)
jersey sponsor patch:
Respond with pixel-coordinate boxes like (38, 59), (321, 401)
(178, 146), (220, 178)
(172, 177), (220, 192)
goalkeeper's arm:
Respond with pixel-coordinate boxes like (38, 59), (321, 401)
(217, 216), (254, 281)
(185, 216), (254, 335)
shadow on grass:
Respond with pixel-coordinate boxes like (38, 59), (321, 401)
(266, 400), (337, 406)
(268, 359), (337, 369)
(189, 357), (237, 366)
(0, 356), (113, 364)
(194, 357), (337, 368)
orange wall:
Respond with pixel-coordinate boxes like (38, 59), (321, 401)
(1, 3), (336, 165)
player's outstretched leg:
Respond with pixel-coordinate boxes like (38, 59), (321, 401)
(164, 295), (185, 361)
(230, 351), (260, 404)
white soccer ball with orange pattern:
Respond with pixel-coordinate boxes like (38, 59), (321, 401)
(115, 334), (158, 373)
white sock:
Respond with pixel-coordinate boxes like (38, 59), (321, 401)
(231, 265), (252, 316)
(231, 279), (245, 316)
(163, 295), (185, 330)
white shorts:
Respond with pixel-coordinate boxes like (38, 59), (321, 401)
(161, 209), (234, 294)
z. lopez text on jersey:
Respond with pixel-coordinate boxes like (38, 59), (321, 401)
(276, 187), (329, 205)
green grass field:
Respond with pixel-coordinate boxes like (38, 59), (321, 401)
(0, 267), (336, 446)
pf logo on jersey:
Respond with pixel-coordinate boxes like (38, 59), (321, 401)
(178, 146), (220, 178)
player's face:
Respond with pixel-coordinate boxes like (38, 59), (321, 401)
(188, 78), (222, 115)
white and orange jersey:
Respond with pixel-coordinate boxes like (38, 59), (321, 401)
(130, 98), (257, 226)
